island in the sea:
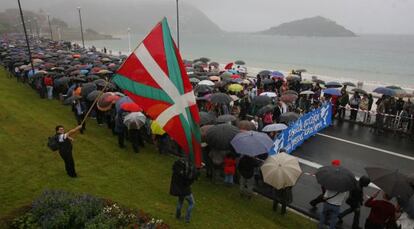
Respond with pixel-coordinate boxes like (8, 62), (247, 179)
(259, 16), (356, 37)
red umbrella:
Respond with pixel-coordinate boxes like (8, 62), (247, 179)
(91, 67), (101, 73)
(224, 62), (233, 70)
(231, 74), (241, 79)
(121, 102), (143, 112)
(97, 92), (120, 111)
(280, 93), (298, 103)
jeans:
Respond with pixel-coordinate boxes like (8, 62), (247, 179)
(46, 86), (53, 99)
(176, 194), (195, 222)
(319, 202), (341, 229)
(224, 174), (234, 184)
(338, 205), (361, 229)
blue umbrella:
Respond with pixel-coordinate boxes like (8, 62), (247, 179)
(373, 87), (396, 96)
(323, 88), (341, 96)
(271, 71), (284, 79)
(230, 131), (274, 156)
(115, 96), (133, 111)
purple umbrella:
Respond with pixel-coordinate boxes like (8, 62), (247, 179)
(230, 131), (274, 156)
(373, 87), (397, 96)
(323, 88), (341, 96)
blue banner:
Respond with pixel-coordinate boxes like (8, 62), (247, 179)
(269, 103), (332, 155)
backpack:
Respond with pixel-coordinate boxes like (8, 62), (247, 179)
(47, 135), (60, 151)
(263, 112), (273, 124)
(174, 158), (196, 181)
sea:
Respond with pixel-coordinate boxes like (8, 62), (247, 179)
(79, 33), (414, 91)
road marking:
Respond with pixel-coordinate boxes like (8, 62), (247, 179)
(298, 157), (380, 189)
(316, 133), (414, 161)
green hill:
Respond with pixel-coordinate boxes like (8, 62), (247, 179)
(0, 68), (314, 228)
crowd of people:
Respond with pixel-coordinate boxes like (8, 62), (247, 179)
(1, 35), (413, 228)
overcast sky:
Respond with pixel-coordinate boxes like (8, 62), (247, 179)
(4, 0), (414, 34)
(187, 0), (414, 34)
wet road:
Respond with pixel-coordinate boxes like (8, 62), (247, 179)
(261, 120), (414, 228)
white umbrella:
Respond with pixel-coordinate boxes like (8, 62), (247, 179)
(261, 153), (302, 189)
(300, 90), (315, 95)
(262, 123), (288, 132)
(198, 80), (215, 86)
(260, 92), (277, 98)
(123, 112), (146, 129)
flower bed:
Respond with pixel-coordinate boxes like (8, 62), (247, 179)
(7, 190), (169, 229)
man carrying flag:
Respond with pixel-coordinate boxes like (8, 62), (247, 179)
(113, 18), (202, 222)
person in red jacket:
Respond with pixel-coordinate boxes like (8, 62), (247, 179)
(223, 153), (236, 185)
(43, 75), (54, 99)
(364, 190), (396, 229)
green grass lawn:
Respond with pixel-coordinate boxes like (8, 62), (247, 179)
(0, 68), (315, 228)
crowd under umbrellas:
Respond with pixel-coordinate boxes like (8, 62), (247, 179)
(1, 35), (414, 228)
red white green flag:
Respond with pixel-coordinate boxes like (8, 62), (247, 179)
(113, 18), (202, 167)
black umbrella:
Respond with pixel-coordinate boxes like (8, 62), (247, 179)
(54, 77), (71, 86)
(253, 96), (271, 107)
(365, 167), (414, 203)
(351, 88), (367, 95)
(312, 78), (325, 85)
(257, 105), (275, 116)
(326, 81), (342, 88)
(258, 70), (271, 77)
(87, 74), (100, 80)
(199, 111), (217, 126)
(217, 114), (237, 123)
(198, 57), (210, 63)
(237, 120), (256, 131)
(210, 93), (232, 105)
(195, 84), (213, 94)
(87, 90), (101, 102)
(234, 60), (245, 65)
(316, 166), (357, 192)
(94, 79), (107, 87)
(343, 82), (356, 87)
(280, 112), (300, 123)
(263, 78), (274, 85)
(63, 95), (81, 105)
(205, 124), (240, 150)
(81, 83), (97, 97)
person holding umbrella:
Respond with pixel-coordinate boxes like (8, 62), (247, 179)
(238, 155), (260, 199)
(364, 190), (396, 229)
(72, 98), (87, 134)
(337, 176), (371, 229)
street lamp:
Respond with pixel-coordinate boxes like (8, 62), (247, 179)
(77, 6), (85, 48)
(27, 19), (33, 38)
(176, 0), (180, 50)
(127, 27), (131, 53)
(33, 17), (40, 38)
(47, 14), (53, 40)
(16, 0), (35, 72)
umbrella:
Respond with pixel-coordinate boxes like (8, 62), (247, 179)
(280, 112), (300, 123)
(234, 60), (245, 65)
(283, 90), (299, 96)
(198, 57), (210, 63)
(280, 94), (298, 103)
(210, 93), (232, 105)
(81, 83), (97, 97)
(209, 62), (219, 68)
(343, 82), (356, 87)
(205, 124), (240, 150)
(237, 120), (256, 131)
(262, 123), (288, 132)
(199, 80), (215, 86)
(87, 90), (101, 102)
(300, 90), (315, 95)
(120, 102), (143, 112)
(351, 88), (367, 95)
(217, 114), (237, 123)
(63, 95), (81, 105)
(87, 75), (100, 81)
(123, 112), (146, 129)
(231, 74), (241, 79)
(97, 69), (113, 75)
(199, 111), (217, 126)
(286, 74), (301, 81)
(189, 78), (200, 83)
(115, 96), (133, 111)
(261, 153), (302, 189)
(258, 70), (272, 77)
(271, 71), (284, 79)
(195, 85), (213, 94)
(97, 92), (119, 111)
(230, 131), (273, 156)
(300, 79), (313, 85)
(220, 71), (233, 80)
(326, 81), (342, 88)
(323, 88), (341, 96)
(54, 77), (70, 86)
(373, 87), (396, 96)
(260, 92), (277, 98)
(365, 167), (414, 203)
(151, 121), (166, 135)
(228, 84), (243, 93)
(404, 195), (414, 218)
(209, 76), (221, 81)
(263, 78), (274, 85)
(315, 166), (357, 192)
(200, 124), (214, 142)
(257, 105), (275, 116)
(253, 96), (271, 107)
(295, 69), (307, 73)
(386, 85), (402, 90)
(313, 79), (325, 84)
